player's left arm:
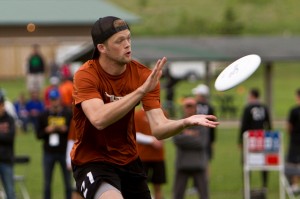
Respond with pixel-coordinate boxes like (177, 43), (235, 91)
(145, 108), (219, 140)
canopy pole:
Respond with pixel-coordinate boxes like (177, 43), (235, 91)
(264, 62), (273, 118)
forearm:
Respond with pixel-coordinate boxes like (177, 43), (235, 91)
(146, 109), (219, 140)
(147, 111), (186, 140)
(84, 87), (145, 130)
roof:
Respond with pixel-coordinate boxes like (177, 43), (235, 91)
(132, 36), (300, 62)
(0, 0), (140, 26)
(65, 36), (300, 63)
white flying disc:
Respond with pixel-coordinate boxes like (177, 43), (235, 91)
(214, 54), (261, 91)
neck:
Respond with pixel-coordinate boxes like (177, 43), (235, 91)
(98, 57), (126, 76)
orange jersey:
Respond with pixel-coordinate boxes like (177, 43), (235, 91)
(135, 109), (164, 161)
(59, 80), (73, 107)
(71, 59), (160, 166)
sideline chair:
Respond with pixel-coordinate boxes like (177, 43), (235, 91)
(14, 155), (31, 199)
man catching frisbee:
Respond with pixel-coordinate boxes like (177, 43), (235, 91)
(71, 16), (219, 199)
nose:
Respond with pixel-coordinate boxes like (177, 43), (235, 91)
(125, 39), (131, 47)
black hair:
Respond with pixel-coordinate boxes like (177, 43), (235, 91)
(296, 88), (300, 97)
(250, 88), (260, 98)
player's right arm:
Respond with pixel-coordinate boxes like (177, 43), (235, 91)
(81, 57), (167, 130)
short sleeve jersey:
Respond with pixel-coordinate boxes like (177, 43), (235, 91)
(135, 109), (164, 161)
(71, 59), (161, 166)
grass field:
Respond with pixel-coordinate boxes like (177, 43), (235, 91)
(12, 125), (288, 199)
(0, 70), (297, 198)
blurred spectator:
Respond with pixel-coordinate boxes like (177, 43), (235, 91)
(44, 76), (60, 109)
(135, 108), (166, 199)
(59, 64), (73, 110)
(239, 88), (272, 190)
(36, 88), (72, 199)
(13, 92), (29, 133)
(49, 59), (60, 78)
(0, 89), (18, 123)
(163, 65), (179, 117)
(26, 89), (44, 133)
(173, 97), (210, 199)
(26, 44), (46, 92)
(286, 88), (300, 193)
(0, 90), (16, 199)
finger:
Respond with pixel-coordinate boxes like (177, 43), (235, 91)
(153, 57), (165, 71)
(152, 58), (165, 80)
(206, 115), (218, 121)
(152, 59), (162, 74)
(207, 120), (220, 127)
(159, 57), (167, 67)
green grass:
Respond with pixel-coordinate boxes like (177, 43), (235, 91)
(13, 126), (288, 199)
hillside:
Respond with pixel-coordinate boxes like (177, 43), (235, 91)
(109, 0), (300, 36)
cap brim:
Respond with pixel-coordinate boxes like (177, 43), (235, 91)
(92, 47), (100, 59)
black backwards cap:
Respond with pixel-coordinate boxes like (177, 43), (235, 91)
(91, 16), (130, 59)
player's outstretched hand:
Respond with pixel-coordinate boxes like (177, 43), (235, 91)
(140, 57), (167, 94)
(184, 115), (219, 128)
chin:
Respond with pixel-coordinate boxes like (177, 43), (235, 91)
(122, 57), (131, 65)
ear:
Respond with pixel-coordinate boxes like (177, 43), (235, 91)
(97, 44), (105, 54)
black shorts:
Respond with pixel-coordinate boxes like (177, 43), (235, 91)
(72, 158), (151, 199)
(142, 161), (166, 184)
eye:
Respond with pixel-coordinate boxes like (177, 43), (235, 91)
(116, 37), (126, 44)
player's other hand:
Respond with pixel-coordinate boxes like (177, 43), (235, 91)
(184, 114), (219, 128)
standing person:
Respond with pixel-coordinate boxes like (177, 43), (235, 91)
(13, 92), (29, 133)
(71, 16), (219, 199)
(59, 64), (73, 110)
(36, 89), (72, 199)
(239, 88), (272, 190)
(44, 76), (60, 109)
(286, 88), (300, 193)
(163, 65), (179, 117)
(173, 97), (210, 199)
(26, 44), (46, 92)
(135, 108), (166, 199)
(189, 84), (216, 195)
(26, 89), (44, 133)
(0, 91), (16, 199)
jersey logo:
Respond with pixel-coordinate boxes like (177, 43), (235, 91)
(251, 107), (265, 121)
(105, 92), (123, 102)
